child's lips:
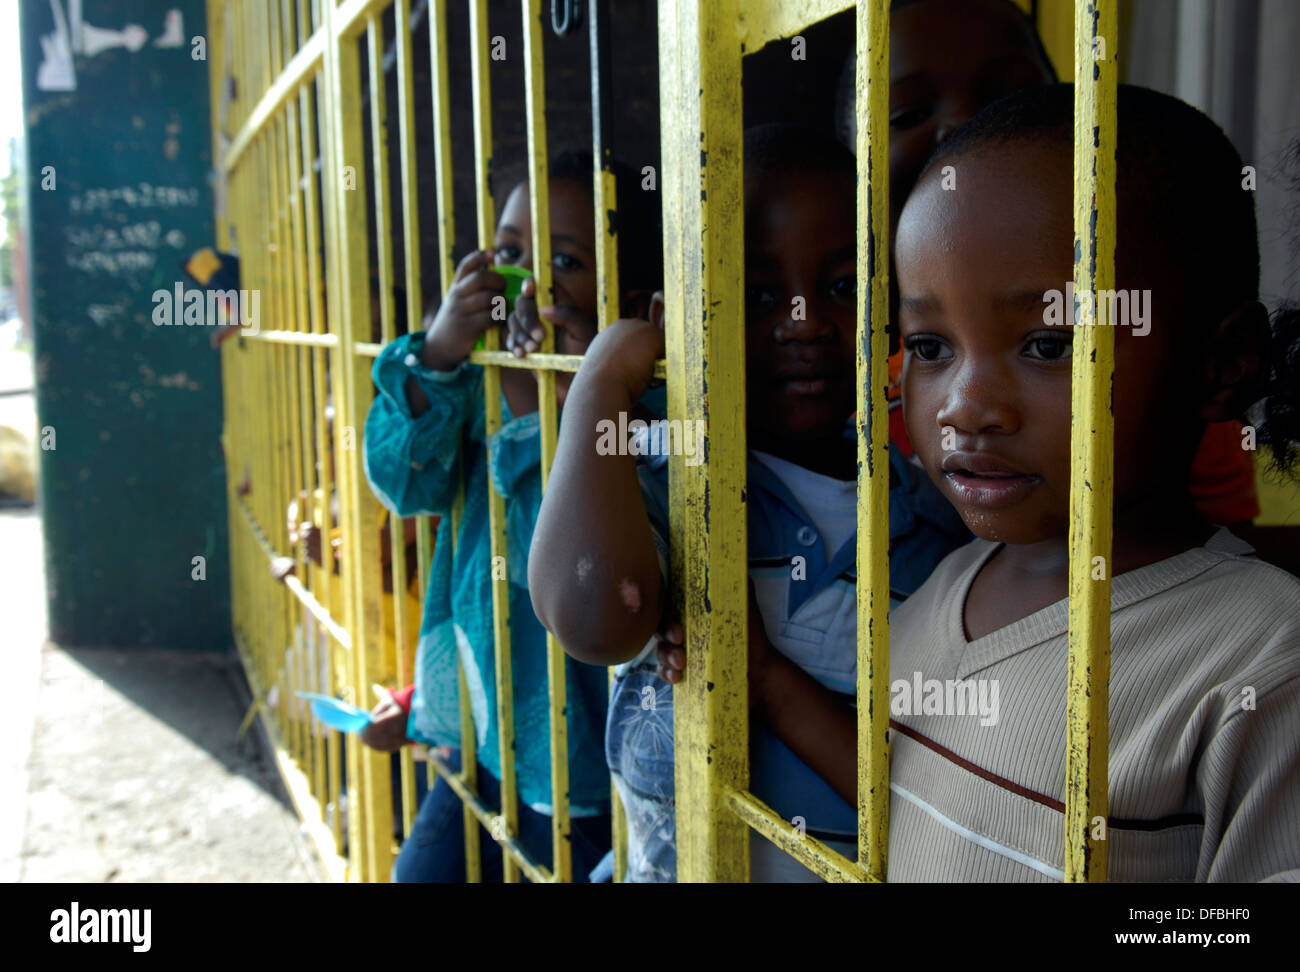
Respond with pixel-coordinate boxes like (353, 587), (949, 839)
(941, 453), (1041, 508)
(772, 367), (842, 397)
(781, 377), (832, 395)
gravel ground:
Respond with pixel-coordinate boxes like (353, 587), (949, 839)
(1, 392), (321, 883)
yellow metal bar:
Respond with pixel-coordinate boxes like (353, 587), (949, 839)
(227, 21), (326, 169)
(470, 350), (669, 376)
(428, 0), (457, 296)
(662, 0), (750, 883)
(207, 1), (230, 250)
(387, 0), (422, 844)
(367, 16), (395, 347)
(520, 0), (571, 884)
(726, 788), (867, 883)
(282, 0), (314, 783)
(468, 0), (520, 884)
(322, 0), (391, 883)
(468, 0), (495, 249)
(427, 753), (553, 883)
(234, 497), (352, 649)
(1064, 0), (1116, 884)
(424, 0), (480, 881)
(738, 0), (854, 52)
(224, 0), (398, 170)
(393, 0), (423, 339)
(257, 1), (272, 122)
(268, 0), (284, 80)
(586, 23), (635, 878)
(854, 0), (891, 884)
(359, 27), (400, 844)
(236, 631), (346, 882)
(588, 0), (619, 332)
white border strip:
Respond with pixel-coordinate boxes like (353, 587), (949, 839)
(891, 782), (1065, 881)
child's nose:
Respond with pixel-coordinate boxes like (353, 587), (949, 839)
(935, 359), (1021, 436)
(774, 302), (835, 342)
(934, 93), (980, 146)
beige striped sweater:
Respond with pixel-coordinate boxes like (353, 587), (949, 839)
(887, 528), (1300, 882)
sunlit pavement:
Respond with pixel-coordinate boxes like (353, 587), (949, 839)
(0, 374), (321, 882)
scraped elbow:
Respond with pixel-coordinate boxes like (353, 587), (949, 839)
(531, 558), (660, 667)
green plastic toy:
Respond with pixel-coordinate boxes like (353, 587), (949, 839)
(475, 264), (534, 350)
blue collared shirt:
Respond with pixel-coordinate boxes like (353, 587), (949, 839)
(363, 334), (612, 816)
(607, 421), (970, 880)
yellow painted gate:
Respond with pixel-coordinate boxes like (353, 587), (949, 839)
(209, 0), (1119, 883)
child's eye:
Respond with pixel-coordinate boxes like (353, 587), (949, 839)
(828, 276), (855, 302)
(494, 244), (522, 264)
(745, 286), (780, 316)
(902, 334), (951, 362)
(1023, 333), (1073, 361)
(890, 105), (931, 131)
(552, 252), (582, 273)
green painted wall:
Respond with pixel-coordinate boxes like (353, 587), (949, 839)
(20, 0), (230, 650)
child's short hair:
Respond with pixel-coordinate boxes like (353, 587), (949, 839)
(744, 122), (856, 190)
(493, 149), (663, 296)
(918, 82), (1300, 480)
(833, 0), (1058, 149)
(924, 84), (1257, 320)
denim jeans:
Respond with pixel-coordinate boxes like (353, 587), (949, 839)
(392, 748), (611, 883)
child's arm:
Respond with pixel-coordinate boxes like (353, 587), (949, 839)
(363, 353), (481, 518)
(656, 584), (859, 806)
(528, 316), (668, 666)
(360, 685), (415, 752)
(364, 250), (508, 517)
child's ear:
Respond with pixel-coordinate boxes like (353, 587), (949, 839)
(620, 289), (655, 321)
(1200, 299), (1270, 422)
(648, 290), (666, 329)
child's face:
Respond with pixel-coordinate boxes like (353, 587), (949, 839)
(745, 168), (858, 447)
(895, 144), (1197, 545)
(495, 178), (600, 402)
(889, 0), (1054, 229)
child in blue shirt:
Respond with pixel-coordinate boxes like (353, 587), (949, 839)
(529, 126), (969, 881)
(363, 151), (660, 881)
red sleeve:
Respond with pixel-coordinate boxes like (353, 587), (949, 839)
(390, 684), (416, 715)
(889, 401), (913, 457)
(1189, 421), (1260, 525)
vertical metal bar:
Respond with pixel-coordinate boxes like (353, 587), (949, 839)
(429, 0), (457, 297)
(1065, 0), (1116, 884)
(282, 0), (295, 60)
(392, 0), (425, 839)
(587, 0), (626, 881)
(521, 0), (571, 885)
(368, 17), (396, 347)
(468, 0), (520, 884)
(323, 0), (390, 882)
(662, 0), (749, 883)
(854, 0), (891, 884)
(268, 0), (283, 81)
(588, 0), (619, 332)
(363, 18), (407, 853)
(299, 73), (333, 825)
(427, 0), (481, 881)
(282, 1), (313, 789)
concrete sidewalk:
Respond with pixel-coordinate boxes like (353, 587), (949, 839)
(2, 493), (322, 882)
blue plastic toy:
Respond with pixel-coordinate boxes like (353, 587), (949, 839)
(296, 692), (372, 734)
